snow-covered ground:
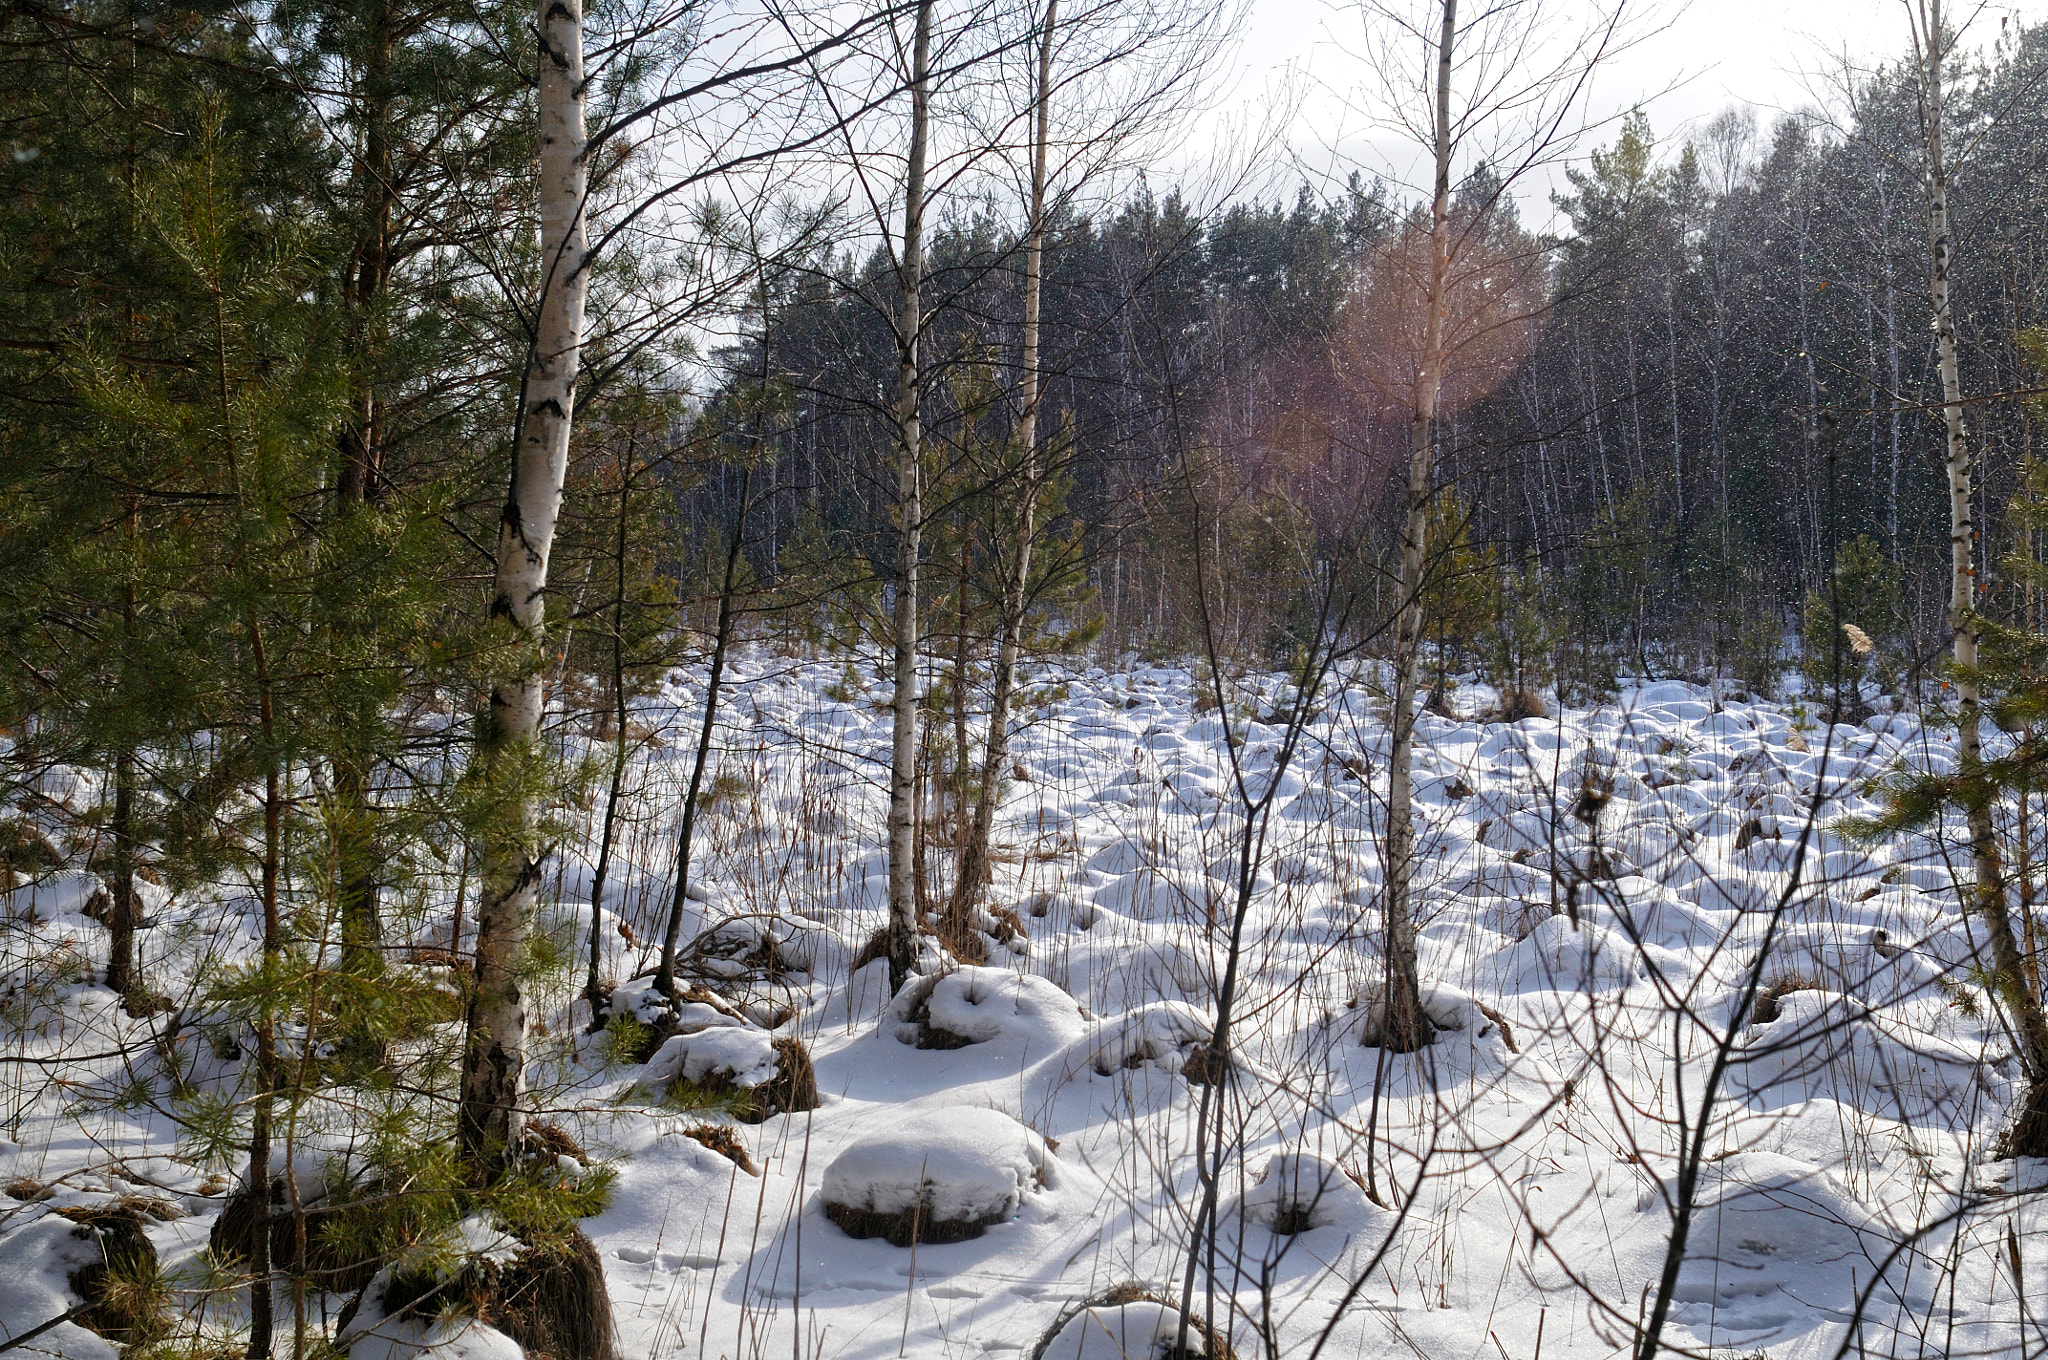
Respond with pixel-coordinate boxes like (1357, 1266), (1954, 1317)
(3, 656), (2044, 1359)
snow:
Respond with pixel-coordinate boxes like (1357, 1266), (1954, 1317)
(1239, 1150), (1371, 1233)
(1036, 1299), (1212, 1359)
(644, 1026), (780, 1088)
(0, 1215), (120, 1360)
(886, 965), (1086, 1049)
(344, 1313), (525, 1360)
(3, 661), (2044, 1360)
(819, 1106), (1055, 1227)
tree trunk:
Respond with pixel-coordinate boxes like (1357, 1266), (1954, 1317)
(105, 748), (138, 996)
(243, 619), (282, 1360)
(952, 0), (1057, 931)
(583, 459), (634, 1028)
(1917, 0), (2048, 1109)
(332, 10), (397, 972)
(1377, 0), (1455, 1056)
(886, 0), (935, 995)
(459, 0), (588, 1178)
(656, 467), (752, 998)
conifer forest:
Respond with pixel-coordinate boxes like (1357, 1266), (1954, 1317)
(9, 0), (2048, 1356)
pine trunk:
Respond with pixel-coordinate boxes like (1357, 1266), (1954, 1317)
(105, 748), (137, 995)
(886, 0), (935, 995)
(460, 0), (588, 1177)
(1378, 0), (1456, 1055)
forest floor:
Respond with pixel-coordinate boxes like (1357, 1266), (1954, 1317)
(2, 655), (2043, 1360)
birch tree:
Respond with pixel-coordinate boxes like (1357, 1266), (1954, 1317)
(1378, 0), (1456, 1054)
(458, 0), (589, 1172)
(947, 0), (1053, 937)
(1905, 0), (2048, 1123)
(1344, 0), (1642, 1051)
(947, 0), (1233, 930)
(882, 0), (937, 993)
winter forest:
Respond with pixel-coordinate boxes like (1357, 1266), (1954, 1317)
(9, 0), (2048, 1356)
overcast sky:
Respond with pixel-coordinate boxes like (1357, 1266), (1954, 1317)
(1191, 0), (2048, 224)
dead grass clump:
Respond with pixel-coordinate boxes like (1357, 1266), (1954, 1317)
(1027, 1282), (1236, 1360)
(58, 1205), (165, 1345)
(891, 973), (975, 1050)
(686, 917), (800, 982)
(485, 1230), (615, 1360)
(622, 985), (751, 1063)
(0, 818), (62, 890)
(1750, 974), (1822, 1026)
(5, 1175), (50, 1200)
(524, 1120), (588, 1166)
(821, 1197), (1002, 1248)
(208, 1177), (385, 1295)
(366, 1228), (615, 1360)
(669, 1035), (819, 1124)
(681, 1123), (755, 1174)
(1178, 1043), (1231, 1086)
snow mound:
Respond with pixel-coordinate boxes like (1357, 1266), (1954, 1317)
(1341, 979), (1496, 1046)
(1670, 1151), (1903, 1334)
(645, 1026), (780, 1088)
(1502, 915), (1640, 992)
(1035, 1297), (1231, 1359)
(344, 1311), (525, 1360)
(1065, 1001), (1215, 1078)
(0, 1215), (120, 1360)
(1240, 1152), (1369, 1234)
(1729, 989), (2000, 1120)
(821, 1106), (1055, 1246)
(885, 966), (1085, 1050)
(642, 1026), (818, 1122)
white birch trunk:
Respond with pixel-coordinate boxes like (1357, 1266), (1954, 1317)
(953, 0), (1057, 926)
(461, 0), (588, 1171)
(1378, 0), (1455, 1054)
(886, 0), (935, 993)
(1916, 0), (2048, 1083)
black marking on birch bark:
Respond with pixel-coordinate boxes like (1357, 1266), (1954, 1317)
(528, 397), (566, 420)
(533, 29), (571, 68)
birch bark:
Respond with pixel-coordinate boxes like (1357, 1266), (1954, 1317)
(1377, 0), (1455, 1054)
(1915, 0), (2048, 1085)
(460, 0), (588, 1173)
(886, 0), (935, 994)
(953, 0), (1057, 929)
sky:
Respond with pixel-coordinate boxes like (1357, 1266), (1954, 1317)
(1194, 0), (2048, 225)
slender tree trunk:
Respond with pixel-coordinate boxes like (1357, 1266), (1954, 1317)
(1377, 0), (1455, 1055)
(1916, 0), (2048, 1105)
(460, 0), (588, 1177)
(657, 467), (752, 997)
(584, 458), (634, 1028)
(331, 12), (397, 972)
(886, 0), (935, 994)
(1881, 178), (1903, 556)
(952, 0), (1057, 929)
(244, 620), (282, 1360)
(106, 746), (138, 996)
